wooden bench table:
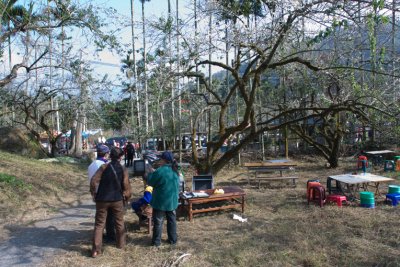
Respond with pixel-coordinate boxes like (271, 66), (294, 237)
(243, 161), (298, 188)
(179, 186), (246, 221)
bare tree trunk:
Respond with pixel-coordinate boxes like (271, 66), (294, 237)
(131, 0), (141, 146)
(207, 4), (212, 168)
(141, 1), (149, 135)
(176, 0), (182, 162)
(168, 0), (176, 149)
(75, 117), (83, 157)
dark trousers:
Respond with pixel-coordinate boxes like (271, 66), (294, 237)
(127, 153), (134, 166)
(92, 201), (126, 254)
(152, 209), (177, 246)
(105, 209), (115, 241)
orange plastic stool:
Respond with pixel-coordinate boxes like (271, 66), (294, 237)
(326, 194), (347, 207)
(307, 185), (326, 207)
(306, 181), (321, 199)
(396, 160), (400, 171)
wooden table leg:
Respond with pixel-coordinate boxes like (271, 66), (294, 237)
(256, 172), (260, 189)
(148, 216), (152, 236)
(346, 184), (356, 200)
(189, 202), (193, 222)
(374, 182), (381, 196)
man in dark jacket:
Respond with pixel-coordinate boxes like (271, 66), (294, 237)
(90, 147), (132, 257)
(88, 145), (115, 242)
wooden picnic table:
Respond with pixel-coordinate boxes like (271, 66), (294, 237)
(179, 186), (245, 221)
(243, 161), (298, 188)
(327, 173), (394, 199)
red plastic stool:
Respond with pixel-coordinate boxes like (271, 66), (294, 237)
(326, 194), (347, 207)
(307, 185), (326, 207)
(306, 181), (321, 199)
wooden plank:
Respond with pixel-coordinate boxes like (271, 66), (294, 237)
(192, 203), (242, 214)
(249, 176), (298, 188)
(248, 167), (294, 172)
(243, 162), (297, 168)
(252, 176), (298, 180)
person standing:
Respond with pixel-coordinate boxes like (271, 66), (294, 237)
(125, 141), (135, 167)
(90, 147), (132, 257)
(123, 141), (128, 166)
(146, 151), (180, 247)
(87, 145), (115, 243)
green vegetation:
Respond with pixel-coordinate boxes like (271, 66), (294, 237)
(0, 149), (88, 226)
(0, 173), (32, 191)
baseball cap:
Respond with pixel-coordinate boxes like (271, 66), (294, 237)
(159, 151), (174, 163)
(97, 144), (110, 154)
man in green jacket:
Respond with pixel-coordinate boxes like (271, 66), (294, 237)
(146, 151), (180, 247)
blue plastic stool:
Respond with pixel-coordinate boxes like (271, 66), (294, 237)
(384, 160), (395, 172)
(385, 193), (400, 206)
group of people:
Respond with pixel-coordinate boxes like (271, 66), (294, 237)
(88, 144), (180, 257)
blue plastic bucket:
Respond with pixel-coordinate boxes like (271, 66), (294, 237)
(360, 192), (375, 208)
(360, 203), (375, 208)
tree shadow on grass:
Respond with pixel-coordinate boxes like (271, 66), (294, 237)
(0, 225), (92, 266)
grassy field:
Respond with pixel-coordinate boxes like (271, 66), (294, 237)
(0, 150), (399, 266)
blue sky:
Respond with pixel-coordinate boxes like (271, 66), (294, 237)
(8, 1), (191, 86)
(91, 0), (183, 80)
(101, 0), (171, 18)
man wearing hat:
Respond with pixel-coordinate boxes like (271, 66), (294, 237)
(88, 144), (116, 243)
(146, 151), (180, 247)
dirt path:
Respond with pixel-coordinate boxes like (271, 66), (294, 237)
(0, 189), (95, 266)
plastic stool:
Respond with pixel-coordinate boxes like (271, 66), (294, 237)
(385, 193), (400, 206)
(307, 185), (326, 207)
(327, 177), (342, 194)
(138, 206), (153, 235)
(307, 181), (321, 199)
(384, 160), (395, 172)
(396, 160), (400, 172)
(326, 194), (347, 207)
